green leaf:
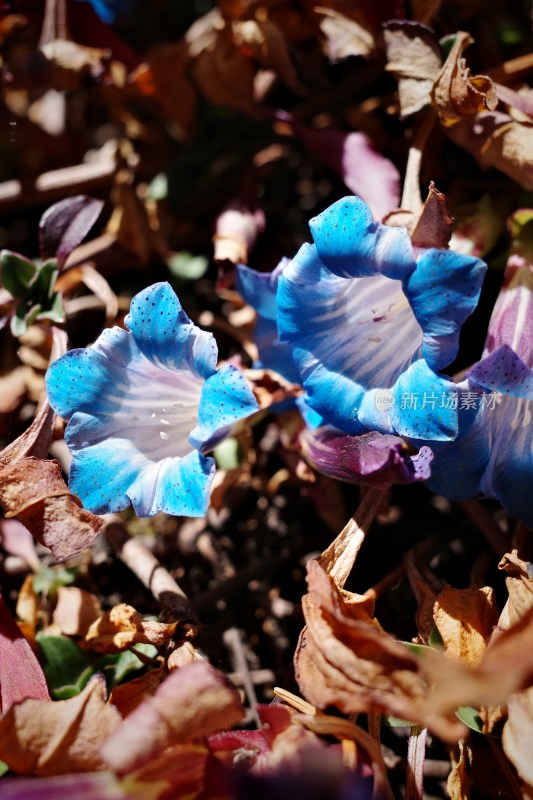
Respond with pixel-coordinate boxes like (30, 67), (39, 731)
(147, 172), (168, 201)
(36, 292), (65, 325)
(167, 251), (209, 280)
(33, 259), (59, 298)
(382, 715), (415, 728)
(0, 251), (36, 297)
(428, 625), (444, 649)
(214, 437), (242, 470)
(95, 643), (158, 690)
(0, 760), (9, 777)
(33, 565), (77, 595)
(455, 706), (484, 734)
(37, 635), (95, 700)
(400, 640), (433, 657)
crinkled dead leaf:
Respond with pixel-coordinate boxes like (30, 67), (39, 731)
(52, 587), (103, 638)
(445, 111), (533, 192)
(431, 32), (497, 123)
(245, 367), (302, 410)
(0, 401), (55, 463)
(187, 11), (256, 116)
(232, 18), (306, 95)
(0, 594), (49, 712)
(502, 687), (533, 796)
(405, 556), (444, 644)
(383, 21), (442, 117)
(109, 665), (165, 718)
(499, 550), (533, 628)
(315, 6), (374, 61)
(433, 586), (499, 667)
(15, 574), (39, 646)
(447, 738), (473, 800)
(129, 42), (198, 136)
(85, 604), (177, 653)
(410, 182), (453, 249)
(296, 561), (533, 742)
(101, 661), (244, 775)
(0, 458), (104, 561)
(0, 674), (120, 775)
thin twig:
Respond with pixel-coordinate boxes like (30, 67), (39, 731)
(223, 627), (261, 729)
(318, 487), (386, 588)
(405, 725), (427, 800)
(103, 518), (197, 624)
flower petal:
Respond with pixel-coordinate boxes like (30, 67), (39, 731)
(278, 243), (425, 432)
(301, 426), (433, 488)
(309, 196), (415, 280)
(236, 259), (289, 320)
(189, 362), (258, 452)
(468, 344), (533, 399)
(404, 248), (487, 371)
(125, 282), (218, 379)
(480, 395), (533, 526)
(127, 450), (215, 517)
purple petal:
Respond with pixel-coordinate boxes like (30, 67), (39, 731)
(300, 426), (433, 488)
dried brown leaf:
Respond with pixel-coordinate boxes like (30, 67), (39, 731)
(433, 586), (499, 667)
(232, 18), (306, 94)
(315, 7), (375, 61)
(129, 42), (197, 135)
(52, 587), (103, 638)
(101, 661), (244, 775)
(410, 182), (454, 249)
(431, 32), (497, 121)
(0, 401), (55, 463)
(0, 458), (104, 561)
(499, 551), (533, 628)
(502, 687), (533, 795)
(383, 21), (442, 117)
(447, 738), (473, 800)
(85, 603), (177, 653)
(187, 11), (256, 115)
(109, 665), (165, 717)
(15, 575), (39, 646)
(445, 112), (533, 191)
(0, 674), (120, 775)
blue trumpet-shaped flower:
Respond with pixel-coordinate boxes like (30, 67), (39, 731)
(426, 235), (533, 525)
(277, 196), (487, 441)
(46, 282), (258, 517)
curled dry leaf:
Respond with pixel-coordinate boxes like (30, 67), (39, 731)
(502, 687), (533, 796)
(232, 18), (307, 95)
(0, 594), (49, 713)
(431, 32), (497, 122)
(383, 21), (442, 117)
(433, 586), (499, 667)
(315, 6), (375, 61)
(85, 603), (177, 653)
(109, 664), (165, 718)
(0, 674), (120, 776)
(101, 661), (244, 775)
(52, 587), (103, 638)
(499, 550), (533, 628)
(0, 458), (104, 561)
(410, 182), (453, 249)
(296, 560), (533, 741)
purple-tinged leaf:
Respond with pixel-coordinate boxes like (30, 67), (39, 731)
(39, 196), (104, 270)
(0, 595), (50, 713)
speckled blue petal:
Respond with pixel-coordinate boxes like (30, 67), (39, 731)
(67, 436), (214, 517)
(254, 316), (300, 384)
(422, 415), (489, 501)
(190, 362), (258, 452)
(358, 360), (459, 441)
(404, 249), (487, 371)
(309, 196), (415, 280)
(468, 345), (533, 399)
(125, 282), (218, 379)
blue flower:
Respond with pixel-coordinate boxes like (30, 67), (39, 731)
(277, 196), (487, 441)
(46, 282), (258, 517)
(76, 0), (138, 24)
(426, 244), (533, 525)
